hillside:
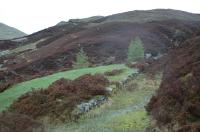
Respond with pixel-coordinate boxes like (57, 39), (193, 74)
(0, 9), (200, 92)
(0, 63), (161, 132)
(147, 36), (200, 131)
(0, 9), (200, 132)
(0, 23), (27, 40)
(56, 9), (200, 26)
(104, 9), (200, 23)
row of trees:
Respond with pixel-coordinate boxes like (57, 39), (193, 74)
(73, 36), (144, 69)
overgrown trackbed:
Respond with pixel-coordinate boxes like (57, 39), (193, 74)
(46, 74), (161, 132)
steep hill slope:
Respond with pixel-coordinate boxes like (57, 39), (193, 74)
(147, 36), (200, 131)
(0, 9), (200, 91)
(0, 23), (26, 40)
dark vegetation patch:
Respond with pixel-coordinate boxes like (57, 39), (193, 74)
(0, 82), (12, 93)
(146, 36), (200, 131)
(0, 112), (44, 132)
(143, 55), (169, 76)
(0, 71), (23, 92)
(126, 57), (168, 75)
(1, 20), (200, 92)
(9, 74), (109, 122)
(127, 60), (149, 72)
(104, 69), (124, 76)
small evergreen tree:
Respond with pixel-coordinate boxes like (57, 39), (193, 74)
(127, 36), (145, 62)
(73, 48), (90, 69)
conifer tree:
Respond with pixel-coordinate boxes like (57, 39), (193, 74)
(73, 48), (90, 69)
(127, 36), (145, 62)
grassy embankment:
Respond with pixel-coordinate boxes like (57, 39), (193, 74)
(0, 64), (135, 112)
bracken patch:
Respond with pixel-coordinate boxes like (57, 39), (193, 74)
(147, 36), (200, 131)
(9, 74), (109, 122)
(0, 112), (44, 132)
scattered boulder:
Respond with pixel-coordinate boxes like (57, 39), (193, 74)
(115, 72), (139, 90)
(72, 96), (108, 115)
(105, 87), (113, 94)
(145, 53), (152, 59)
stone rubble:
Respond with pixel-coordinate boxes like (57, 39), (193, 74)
(72, 96), (108, 115)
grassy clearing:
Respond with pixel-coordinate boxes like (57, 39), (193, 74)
(0, 64), (135, 112)
(46, 74), (162, 132)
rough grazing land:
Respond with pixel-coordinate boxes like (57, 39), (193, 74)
(0, 64), (136, 132)
(0, 112), (44, 132)
(45, 74), (161, 132)
(147, 36), (200, 131)
(9, 74), (109, 120)
(0, 74), (109, 132)
(1, 9), (200, 91)
(0, 9), (200, 132)
(0, 64), (134, 112)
